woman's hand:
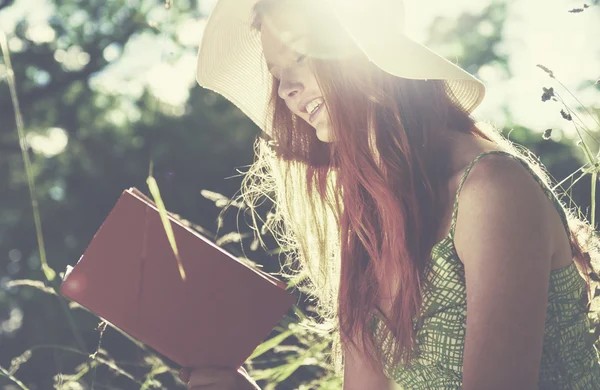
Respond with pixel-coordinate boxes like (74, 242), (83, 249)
(179, 365), (260, 390)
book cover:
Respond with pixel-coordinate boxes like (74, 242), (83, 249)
(60, 188), (296, 369)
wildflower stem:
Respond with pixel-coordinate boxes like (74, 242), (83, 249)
(567, 117), (596, 166)
(554, 78), (600, 129)
(0, 28), (88, 355)
(553, 164), (591, 191)
(0, 365), (29, 390)
(554, 92), (600, 145)
(563, 165), (593, 194)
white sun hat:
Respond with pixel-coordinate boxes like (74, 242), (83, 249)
(196, 0), (486, 135)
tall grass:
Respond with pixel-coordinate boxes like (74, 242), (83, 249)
(0, 2), (599, 389)
(0, 5), (339, 388)
(537, 64), (600, 230)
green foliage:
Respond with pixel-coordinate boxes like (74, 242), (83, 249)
(1, 0), (599, 389)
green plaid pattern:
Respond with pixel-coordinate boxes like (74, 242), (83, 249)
(371, 151), (600, 389)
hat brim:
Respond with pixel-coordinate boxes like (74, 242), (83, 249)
(196, 0), (486, 135)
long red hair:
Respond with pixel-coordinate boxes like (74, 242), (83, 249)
(243, 0), (599, 375)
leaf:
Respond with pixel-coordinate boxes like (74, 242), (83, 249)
(273, 343), (321, 383)
(215, 232), (250, 246)
(292, 305), (309, 322)
(6, 279), (56, 295)
(200, 189), (229, 204)
(147, 163), (186, 280)
(140, 365), (169, 390)
(248, 329), (294, 361)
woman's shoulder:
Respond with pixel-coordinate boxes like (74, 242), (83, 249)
(451, 149), (559, 265)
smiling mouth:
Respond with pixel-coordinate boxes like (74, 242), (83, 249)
(309, 102), (325, 124)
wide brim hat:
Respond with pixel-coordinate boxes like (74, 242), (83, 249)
(196, 0), (486, 135)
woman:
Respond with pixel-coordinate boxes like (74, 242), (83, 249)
(182, 0), (600, 388)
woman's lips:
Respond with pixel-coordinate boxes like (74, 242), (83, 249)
(309, 102), (325, 124)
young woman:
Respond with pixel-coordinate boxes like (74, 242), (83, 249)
(181, 0), (600, 388)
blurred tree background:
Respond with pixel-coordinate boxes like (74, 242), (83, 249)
(0, 0), (598, 389)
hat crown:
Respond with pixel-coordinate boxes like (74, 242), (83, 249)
(330, 0), (406, 35)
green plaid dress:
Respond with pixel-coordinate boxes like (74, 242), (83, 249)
(371, 151), (600, 389)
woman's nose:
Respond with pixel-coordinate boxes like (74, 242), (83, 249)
(278, 77), (304, 100)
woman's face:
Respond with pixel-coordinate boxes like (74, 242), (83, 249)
(260, 16), (333, 143)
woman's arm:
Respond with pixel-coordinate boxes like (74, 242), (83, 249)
(342, 338), (401, 390)
(454, 155), (556, 390)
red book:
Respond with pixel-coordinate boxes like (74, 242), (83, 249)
(60, 188), (296, 369)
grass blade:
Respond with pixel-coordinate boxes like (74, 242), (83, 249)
(147, 162), (186, 280)
(248, 329), (294, 361)
(1, 27), (89, 357)
(0, 29), (55, 282)
(0, 365), (29, 390)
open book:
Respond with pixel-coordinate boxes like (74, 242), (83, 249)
(60, 188), (296, 369)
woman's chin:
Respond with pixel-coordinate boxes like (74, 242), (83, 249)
(315, 126), (333, 143)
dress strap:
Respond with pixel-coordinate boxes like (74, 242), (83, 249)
(448, 150), (575, 256)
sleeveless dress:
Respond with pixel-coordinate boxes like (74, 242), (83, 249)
(371, 150), (600, 389)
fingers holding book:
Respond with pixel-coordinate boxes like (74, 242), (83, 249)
(179, 366), (261, 390)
